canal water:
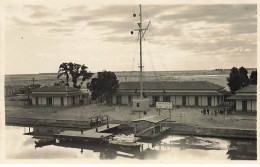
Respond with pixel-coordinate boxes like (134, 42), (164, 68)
(5, 126), (257, 161)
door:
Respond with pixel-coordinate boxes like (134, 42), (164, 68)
(153, 96), (159, 105)
(61, 97), (64, 106)
(208, 96), (212, 106)
(242, 101), (247, 112)
(182, 96), (186, 106)
(72, 97), (75, 105)
(35, 97), (38, 106)
(128, 96), (132, 104)
(195, 96), (199, 106)
(47, 97), (52, 106)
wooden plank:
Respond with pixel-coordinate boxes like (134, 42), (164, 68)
(53, 124), (120, 140)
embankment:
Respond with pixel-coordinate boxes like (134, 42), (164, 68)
(6, 117), (256, 139)
(166, 122), (256, 139)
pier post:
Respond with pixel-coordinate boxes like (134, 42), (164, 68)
(29, 127), (30, 133)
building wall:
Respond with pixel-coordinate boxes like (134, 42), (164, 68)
(235, 99), (256, 112)
(64, 97), (68, 106)
(112, 94), (223, 107)
(175, 96), (182, 105)
(32, 96), (80, 107)
(201, 96), (208, 106)
(252, 100), (256, 111)
(121, 95), (128, 104)
(74, 96), (80, 105)
(236, 100), (242, 111)
(112, 96), (116, 104)
(53, 97), (61, 106)
(188, 96), (195, 106)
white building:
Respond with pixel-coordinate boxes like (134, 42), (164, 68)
(227, 85), (257, 112)
(31, 85), (82, 107)
(112, 81), (226, 107)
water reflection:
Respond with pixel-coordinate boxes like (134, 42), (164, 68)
(5, 126), (257, 160)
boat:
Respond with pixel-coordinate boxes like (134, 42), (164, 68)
(132, 115), (171, 139)
(35, 138), (55, 147)
(108, 140), (142, 154)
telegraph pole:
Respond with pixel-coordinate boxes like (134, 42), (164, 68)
(131, 4), (151, 100)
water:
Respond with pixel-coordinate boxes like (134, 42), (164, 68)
(5, 126), (257, 161)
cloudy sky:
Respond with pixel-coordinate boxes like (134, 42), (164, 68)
(3, 0), (257, 74)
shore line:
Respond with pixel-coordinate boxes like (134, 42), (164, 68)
(5, 117), (256, 140)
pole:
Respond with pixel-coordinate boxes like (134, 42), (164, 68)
(139, 4), (143, 99)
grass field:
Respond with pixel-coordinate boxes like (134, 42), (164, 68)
(5, 69), (250, 90)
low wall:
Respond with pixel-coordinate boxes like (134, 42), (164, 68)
(5, 100), (25, 106)
(6, 116), (91, 128)
(166, 122), (256, 139)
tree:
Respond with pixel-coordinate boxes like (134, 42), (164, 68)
(87, 71), (119, 104)
(227, 67), (241, 94)
(57, 62), (93, 88)
(250, 70), (257, 85)
(239, 66), (250, 88)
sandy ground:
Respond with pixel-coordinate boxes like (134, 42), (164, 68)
(5, 104), (256, 130)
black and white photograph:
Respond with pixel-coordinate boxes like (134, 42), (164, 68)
(0, 0), (258, 164)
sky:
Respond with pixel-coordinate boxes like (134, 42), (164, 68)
(2, 0), (257, 74)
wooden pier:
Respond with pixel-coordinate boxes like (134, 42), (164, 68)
(53, 124), (120, 142)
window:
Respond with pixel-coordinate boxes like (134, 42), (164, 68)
(137, 103), (140, 107)
(153, 96), (159, 103)
(163, 96), (171, 102)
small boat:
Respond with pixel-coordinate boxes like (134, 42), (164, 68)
(35, 138), (55, 147)
(109, 140), (142, 154)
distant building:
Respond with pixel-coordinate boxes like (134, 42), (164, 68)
(227, 85), (256, 112)
(112, 81), (225, 107)
(31, 86), (82, 107)
(4, 85), (15, 96)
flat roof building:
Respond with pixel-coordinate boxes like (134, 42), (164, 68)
(112, 81), (226, 107)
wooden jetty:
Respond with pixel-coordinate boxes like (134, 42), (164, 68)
(53, 124), (120, 142)
(132, 115), (171, 139)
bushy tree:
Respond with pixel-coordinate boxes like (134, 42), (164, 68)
(239, 67), (250, 88)
(227, 67), (241, 94)
(87, 71), (119, 104)
(250, 70), (257, 85)
(57, 62), (93, 88)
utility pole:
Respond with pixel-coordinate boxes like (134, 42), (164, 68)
(131, 4), (151, 100)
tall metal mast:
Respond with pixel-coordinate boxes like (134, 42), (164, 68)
(131, 4), (151, 99)
(139, 4), (143, 99)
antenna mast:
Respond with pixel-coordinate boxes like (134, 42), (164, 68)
(131, 4), (151, 99)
